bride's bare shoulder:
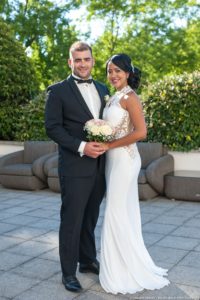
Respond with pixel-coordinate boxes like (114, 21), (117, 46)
(123, 90), (141, 106)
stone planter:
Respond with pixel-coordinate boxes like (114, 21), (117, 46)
(169, 150), (200, 171)
(0, 141), (24, 157)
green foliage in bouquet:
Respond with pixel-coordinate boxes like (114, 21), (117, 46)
(144, 71), (200, 151)
(0, 18), (39, 104)
(85, 132), (112, 143)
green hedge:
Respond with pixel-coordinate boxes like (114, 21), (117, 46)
(144, 71), (200, 151)
(0, 93), (48, 141)
(0, 18), (39, 104)
(1, 70), (200, 148)
(0, 102), (21, 140)
(15, 93), (48, 141)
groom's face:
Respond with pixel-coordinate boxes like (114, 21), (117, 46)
(68, 50), (94, 80)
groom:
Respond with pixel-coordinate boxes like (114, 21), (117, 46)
(45, 41), (108, 292)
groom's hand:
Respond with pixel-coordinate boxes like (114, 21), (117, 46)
(84, 142), (105, 158)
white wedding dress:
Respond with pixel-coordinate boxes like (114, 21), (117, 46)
(99, 86), (169, 294)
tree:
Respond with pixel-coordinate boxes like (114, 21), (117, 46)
(85, 0), (200, 83)
(0, 0), (81, 87)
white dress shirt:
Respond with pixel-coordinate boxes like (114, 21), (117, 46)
(72, 74), (101, 155)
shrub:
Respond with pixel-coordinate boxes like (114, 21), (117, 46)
(0, 93), (48, 141)
(0, 18), (39, 104)
(15, 93), (49, 141)
(144, 71), (200, 151)
(0, 102), (21, 140)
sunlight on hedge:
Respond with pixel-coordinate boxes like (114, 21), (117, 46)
(144, 71), (200, 151)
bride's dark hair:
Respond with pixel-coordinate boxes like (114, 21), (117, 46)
(106, 53), (141, 90)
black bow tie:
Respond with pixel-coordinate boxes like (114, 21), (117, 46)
(72, 76), (93, 84)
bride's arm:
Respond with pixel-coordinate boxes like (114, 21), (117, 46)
(105, 92), (147, 151)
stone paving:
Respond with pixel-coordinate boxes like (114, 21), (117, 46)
(0, 185), (200, 299)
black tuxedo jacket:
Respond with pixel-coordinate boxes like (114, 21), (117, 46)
(45, 75), (109, 177)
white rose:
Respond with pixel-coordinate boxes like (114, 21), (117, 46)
(99, 125), (113, 135)
(90, 125), (101, 135)
(86, 120), (94, 127)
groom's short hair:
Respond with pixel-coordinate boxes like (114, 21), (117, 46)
(69, 41), (92, 58)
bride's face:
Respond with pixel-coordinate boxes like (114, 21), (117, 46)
(107, 62), (129, 91)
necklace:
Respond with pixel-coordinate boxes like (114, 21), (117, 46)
(107, 85), (132, 107)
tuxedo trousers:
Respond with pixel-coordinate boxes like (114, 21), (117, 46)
(59, 168), (105, 276)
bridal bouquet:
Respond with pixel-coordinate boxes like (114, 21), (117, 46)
(84, 119), (115, 142)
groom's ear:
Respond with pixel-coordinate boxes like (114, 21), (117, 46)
(92, 58), (95, 66)
(68, 58), (72, 68)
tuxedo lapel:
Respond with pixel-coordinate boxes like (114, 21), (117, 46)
(93, 81), (106, 118)
(67, 75), (94, 119)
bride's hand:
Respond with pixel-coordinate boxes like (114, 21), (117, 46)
(101, 143), (110, 151)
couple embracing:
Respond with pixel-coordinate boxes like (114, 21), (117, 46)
(45, 41), (169, 295)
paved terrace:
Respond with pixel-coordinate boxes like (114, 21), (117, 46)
(0, 186), (200, 300)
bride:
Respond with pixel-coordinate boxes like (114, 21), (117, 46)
(99, 53), (170, 294)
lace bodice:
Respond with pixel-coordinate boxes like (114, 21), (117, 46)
(103, 85), (137, 158)
(104, 85), (133, 138)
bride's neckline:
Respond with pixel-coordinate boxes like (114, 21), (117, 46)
(107, 85), (133, 107)
(115, 85), (132, 96)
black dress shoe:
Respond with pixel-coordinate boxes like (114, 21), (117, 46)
(79, 260), (99, 275)
(62, 275), (82, 292)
